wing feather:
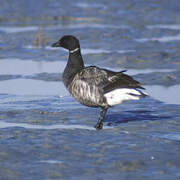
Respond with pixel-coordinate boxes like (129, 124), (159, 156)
(72, 66), (144, 94)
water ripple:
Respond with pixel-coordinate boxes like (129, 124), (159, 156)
(147, 24), (180, 30)
(0, 121), (111, 130)
(135, 34), (180, 42)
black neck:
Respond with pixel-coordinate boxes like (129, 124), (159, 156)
(63, 49), (84, 87)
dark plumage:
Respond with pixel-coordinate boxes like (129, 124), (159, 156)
(52, 35), (147, 130)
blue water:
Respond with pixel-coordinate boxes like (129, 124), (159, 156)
(0, 0), (180, 180)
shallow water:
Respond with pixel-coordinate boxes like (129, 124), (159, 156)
(0, 0), (180, 180)
(135, 34), (180, 43)
(145, 85), (180, 105)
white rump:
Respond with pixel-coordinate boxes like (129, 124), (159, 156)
(104, 88), (144, 106)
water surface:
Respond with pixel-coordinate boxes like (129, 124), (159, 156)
(0, 0), (180, 180)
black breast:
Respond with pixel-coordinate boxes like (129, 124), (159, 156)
(67, 67), (108, 107)
(65, 66), (144, 108)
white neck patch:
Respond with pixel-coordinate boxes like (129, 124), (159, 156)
(70, 48), (79, 53)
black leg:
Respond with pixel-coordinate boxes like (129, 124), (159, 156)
(95, 107), (108, 130)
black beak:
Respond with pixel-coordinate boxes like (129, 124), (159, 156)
(51, 41), (60, 47)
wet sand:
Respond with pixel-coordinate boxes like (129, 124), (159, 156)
(0, 0), (180, 179)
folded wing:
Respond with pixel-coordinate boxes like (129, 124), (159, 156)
(76, 66), (144, 93)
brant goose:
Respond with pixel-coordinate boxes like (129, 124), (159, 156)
(52, 35), (147, 130)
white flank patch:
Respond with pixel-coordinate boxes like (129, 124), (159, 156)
(104, 88), (142, 106)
